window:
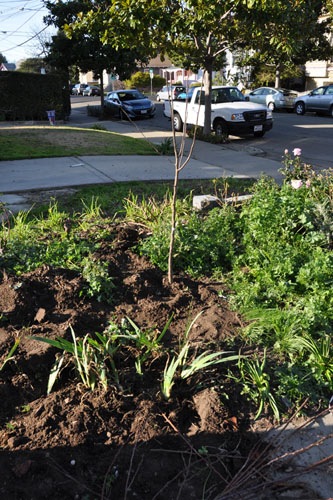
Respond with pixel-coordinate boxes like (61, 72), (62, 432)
(312, 87), (325, 96)
(195, 90), (205, 104)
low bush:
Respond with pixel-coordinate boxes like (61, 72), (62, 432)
(129, 149), (333, 410)
(187, 125), (228, 144)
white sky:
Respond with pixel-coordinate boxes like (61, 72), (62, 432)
(0, 0), (56, 64)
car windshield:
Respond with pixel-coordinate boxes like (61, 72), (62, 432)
(119, 91), (145, 101)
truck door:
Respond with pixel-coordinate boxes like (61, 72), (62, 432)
(187, 89), (205, 126)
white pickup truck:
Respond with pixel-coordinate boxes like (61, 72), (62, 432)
(163, 85), (273, 138)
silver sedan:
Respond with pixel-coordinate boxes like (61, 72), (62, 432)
(245, 87), (298, 111)
(294, 85), (333, 116)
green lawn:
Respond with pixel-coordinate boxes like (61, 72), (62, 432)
(0, 122), (256, 216)
(0, 125), (157, 161)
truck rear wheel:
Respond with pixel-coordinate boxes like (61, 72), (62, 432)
(214, 120), (229, 140)
(173, 113), (183, 132)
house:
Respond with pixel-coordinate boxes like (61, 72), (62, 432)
(0, 63), (16, 71)
(143, 55), (199, 85)
(304, 55), (333, 90)
(303, 14), (333, 90)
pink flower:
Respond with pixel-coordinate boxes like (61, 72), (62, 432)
(292, 148), (302, 156)
(291, 179), (303, 189)
(306, 180), (311, 188)
(284, 149), (289, 155)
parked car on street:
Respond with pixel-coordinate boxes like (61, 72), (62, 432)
(294, 84), (333, 116)
(156, 85), (185, 101)
(176, 87), (196, 101)
(104, 89), (156, 119)
(82, 85), (101, 96)
(71, 83), (89, 95)
(245, 87), (298, 111)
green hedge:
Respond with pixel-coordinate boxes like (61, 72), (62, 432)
(0, 71), (70, 121)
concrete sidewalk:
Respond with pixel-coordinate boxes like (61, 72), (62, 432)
(0, 148), (282, 213)
(0, 107), (284, 212)
(0, 148), (282, 193)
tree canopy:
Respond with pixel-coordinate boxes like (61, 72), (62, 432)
(234, 0), (333, 87)
(43, 0), (148, 102)
(57, 0), (332, 132)
(66, 0), (242, 132)
(16, 58), (49, 74)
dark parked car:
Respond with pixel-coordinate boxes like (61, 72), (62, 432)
(156, 85), (185, 101)
(104, 89), (156, 119)
(71, 83), (89, 95)
(294, 84), (333, 116)
(82, 85), (101, 96)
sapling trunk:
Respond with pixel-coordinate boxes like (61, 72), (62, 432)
(167, 80), (200, 284)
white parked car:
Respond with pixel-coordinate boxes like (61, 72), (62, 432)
(156, 85), (185, 101)
(71, 83), (89, 95)
(82, 85), (101, 96)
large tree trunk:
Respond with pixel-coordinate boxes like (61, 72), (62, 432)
(203, 61), (213, 135)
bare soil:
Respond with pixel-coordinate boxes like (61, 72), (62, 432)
(0, 222), (325, 500)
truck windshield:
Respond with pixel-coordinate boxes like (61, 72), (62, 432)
(211, 88), (245, 103)
(195, 87), (245, 104)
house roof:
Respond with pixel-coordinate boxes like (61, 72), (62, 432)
(148, 55), (173, 68)
(0, 63), (16, 71)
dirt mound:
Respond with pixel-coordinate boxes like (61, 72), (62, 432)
(0, 222), (326, 499)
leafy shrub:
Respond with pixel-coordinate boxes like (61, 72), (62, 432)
(130, 150), (333, 411)
(124, 71), (165, 90)
(155, 137), (174, 155)
(230, 172), (333, 311)
(138, 203), (239, 276)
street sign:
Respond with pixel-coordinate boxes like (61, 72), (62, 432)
(149, 68), (153, 79)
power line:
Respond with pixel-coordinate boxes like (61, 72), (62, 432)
(2, 24), (49, 52)
(0, 0), (52, 58)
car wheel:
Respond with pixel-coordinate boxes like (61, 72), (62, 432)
(267, 102), (275, 111)
(173, 113), (183, 132)
(295, 102), (305, 115)
(213, 120), (229, 140)
(330, 105), (333, 118)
